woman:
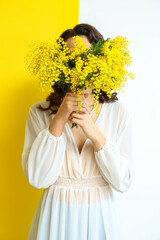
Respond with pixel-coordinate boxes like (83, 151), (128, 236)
(21, 23), (134, 240)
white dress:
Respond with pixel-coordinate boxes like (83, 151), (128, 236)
(21, 100), (134, 240)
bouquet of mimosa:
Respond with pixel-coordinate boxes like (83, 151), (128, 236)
(25, 35), (134, 127)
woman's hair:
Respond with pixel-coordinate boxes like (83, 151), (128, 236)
(37, 23), (118, 115)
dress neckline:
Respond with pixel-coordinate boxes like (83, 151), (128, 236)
(66, 102), (105, 160)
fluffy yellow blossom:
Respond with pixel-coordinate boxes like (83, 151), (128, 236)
(69, 35), (88, 59)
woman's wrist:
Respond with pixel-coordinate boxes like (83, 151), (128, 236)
(91, 129), (106, 152)
(49, 114), (66, 137)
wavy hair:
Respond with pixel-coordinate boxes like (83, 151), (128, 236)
(37, 23), (118, 115)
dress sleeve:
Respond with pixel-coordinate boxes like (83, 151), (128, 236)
(94, 107), (134, 193)
(21, 106), (67, 189)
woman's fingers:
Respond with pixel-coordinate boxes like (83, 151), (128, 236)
(76, 105), (90, 114)
(81, 103), (91, 113)
(66, 92), (91, 113)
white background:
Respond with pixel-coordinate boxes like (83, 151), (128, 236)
(79, 0), (160, 239)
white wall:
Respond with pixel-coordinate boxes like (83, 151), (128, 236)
(79, 0), (160, 239)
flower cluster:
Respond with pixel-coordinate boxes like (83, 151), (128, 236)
(25, 35), (134, 124)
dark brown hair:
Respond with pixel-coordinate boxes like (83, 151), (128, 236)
(37, 23), (118, 115)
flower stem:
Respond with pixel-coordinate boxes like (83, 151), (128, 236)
(71, 123), (78, 128)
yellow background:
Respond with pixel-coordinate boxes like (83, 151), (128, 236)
(0, 0), (78, 239)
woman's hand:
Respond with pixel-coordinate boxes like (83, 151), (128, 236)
(49, 92), (90, 137)
(69, 107), (98, 140)
(55, 92), (91, 124)
(69, 106), (106, 151)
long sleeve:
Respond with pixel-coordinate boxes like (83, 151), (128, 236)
(94, 107), (134, 193)
(21, 106), (67, 189)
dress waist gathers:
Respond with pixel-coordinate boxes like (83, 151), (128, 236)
(46, 176), (111, 205)
(51, 176), (109, 189)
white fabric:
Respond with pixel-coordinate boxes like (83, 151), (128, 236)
(21, 100), (134, 240)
